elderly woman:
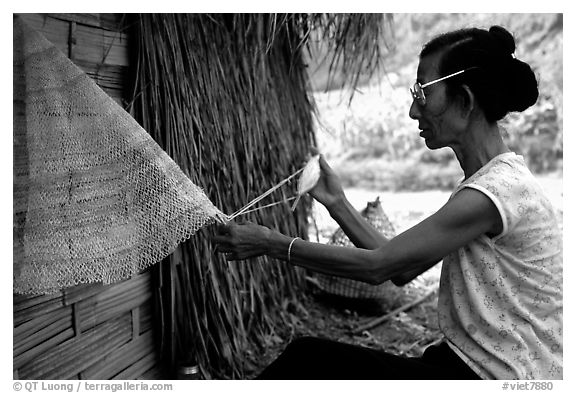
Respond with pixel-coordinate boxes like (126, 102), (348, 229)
(214, 25), (562, 380)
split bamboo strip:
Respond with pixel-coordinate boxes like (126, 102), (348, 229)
(13, 327), (75, 370)
(48, 13), (116, 29)
(80, 293), (151, 331)
(40, 329), (132, 380)
(74, 23), (128, 66)
(86, 276), (150, 309)
(106, 271), (150, 292)
(63, 282), (104, 305)
(19, 314), (132, 380)
(17, 13), (129, 105)
(14, 313), (73, 357)
(77, 286), (151, 331)
(138, 367), (164, 380)
(13, 305), (71, 343)
(70, 60), (127, 93)
(16, 14), (70, 54)
(112, 352), (157, 380)
(92, 272), (150, 301)
(82, 330), (154, 380)
(13, 292), (62, 312)
(75, 274), (149, 311)
(14, 297), (66, 324)
(132, 308), (140, 340)
(138, 303), (154, 335)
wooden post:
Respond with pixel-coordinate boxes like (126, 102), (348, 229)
(68, 21), (77, 61)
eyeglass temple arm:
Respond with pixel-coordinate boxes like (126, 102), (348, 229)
(421, 69), (469, 88)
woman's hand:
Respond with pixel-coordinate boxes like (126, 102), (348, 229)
(308, 155), (346, 208)
(213, 221), (273, 261)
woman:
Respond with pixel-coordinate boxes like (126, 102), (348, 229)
(214, 26), (562, 380)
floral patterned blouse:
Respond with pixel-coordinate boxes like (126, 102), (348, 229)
(437, 152), (562, 379)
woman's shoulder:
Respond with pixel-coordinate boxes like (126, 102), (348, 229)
(457, 152), (553, 210)
(461, 152), (535, 190)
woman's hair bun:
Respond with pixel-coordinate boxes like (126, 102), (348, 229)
(489, 25), (516, 56)
(487, 26), (538, 112)
(508, 60), (539, 112)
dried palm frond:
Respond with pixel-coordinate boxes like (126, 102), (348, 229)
(306, 13), (394, 93)
(129, 13), (393, 378)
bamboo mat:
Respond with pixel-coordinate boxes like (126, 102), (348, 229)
(13, 271), (163, 380)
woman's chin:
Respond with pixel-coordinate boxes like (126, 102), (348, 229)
(424, 139), (441, 149)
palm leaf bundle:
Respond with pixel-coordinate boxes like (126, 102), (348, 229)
(305, 13), (394, 93)
(129, 13), (390, 378)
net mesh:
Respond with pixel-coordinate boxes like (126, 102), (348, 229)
(13, 16), (226, 295)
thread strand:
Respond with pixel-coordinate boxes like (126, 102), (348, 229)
(227, 167), (304, 221)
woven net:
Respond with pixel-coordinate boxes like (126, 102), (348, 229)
(316, 198), (397, 299)
(13, 16), (226, 295)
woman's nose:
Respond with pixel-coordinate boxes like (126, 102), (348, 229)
(409, 99), (421, 120)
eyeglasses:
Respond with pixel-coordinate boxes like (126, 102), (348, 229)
(410, 68), (472, 106)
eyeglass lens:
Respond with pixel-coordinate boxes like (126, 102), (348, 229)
(411, 83), (426, 105)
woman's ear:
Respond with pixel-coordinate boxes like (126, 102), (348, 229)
(459, 85), (475, 118)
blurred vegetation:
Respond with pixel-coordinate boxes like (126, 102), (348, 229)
(307, 13), (563, 191)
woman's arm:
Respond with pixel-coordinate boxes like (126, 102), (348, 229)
(313, 180), (437, 285)
(391, 264), (439, 286)
(214, 187), (502, 284)
(308, 156), (390, 250)
(307, 156), (442, 284)
(289, 188), (500, 283)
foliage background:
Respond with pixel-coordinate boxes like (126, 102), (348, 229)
(307, 13), (563, 191)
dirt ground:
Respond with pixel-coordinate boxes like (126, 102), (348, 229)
(244, 266), (443, 379)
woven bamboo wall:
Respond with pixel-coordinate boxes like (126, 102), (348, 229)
(13, 273), (161, 379)
(17, 13), (130, 104)
(13, 13), (162, 380)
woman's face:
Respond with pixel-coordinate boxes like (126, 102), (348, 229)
(409, 53), (464, 150)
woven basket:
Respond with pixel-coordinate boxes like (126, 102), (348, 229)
(316, 197), (397, 299)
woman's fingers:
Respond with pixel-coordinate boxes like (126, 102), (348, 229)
(212, 221), (267, 261)
(214, 242), (232, 252)
(214, 222), (241, 243)
(215, 222), (237, 234)
(318, 153), (327, 167)
(213, 224), (235, 254)
(318, 154), (334, 175)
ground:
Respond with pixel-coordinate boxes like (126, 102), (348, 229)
(244, 266), (442, 379)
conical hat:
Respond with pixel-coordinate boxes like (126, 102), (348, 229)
(13, 16), (226, 295)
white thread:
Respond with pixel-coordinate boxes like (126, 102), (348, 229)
(287, 237), (299, 263)
(227, 167), (304, 221)
(234, 196), (298, 216)
(227, 155), (320, 220)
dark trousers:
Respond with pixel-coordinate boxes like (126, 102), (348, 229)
(257, 336), (481, 380)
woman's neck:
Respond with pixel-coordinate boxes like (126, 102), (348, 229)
(451, 123), (510, 179)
